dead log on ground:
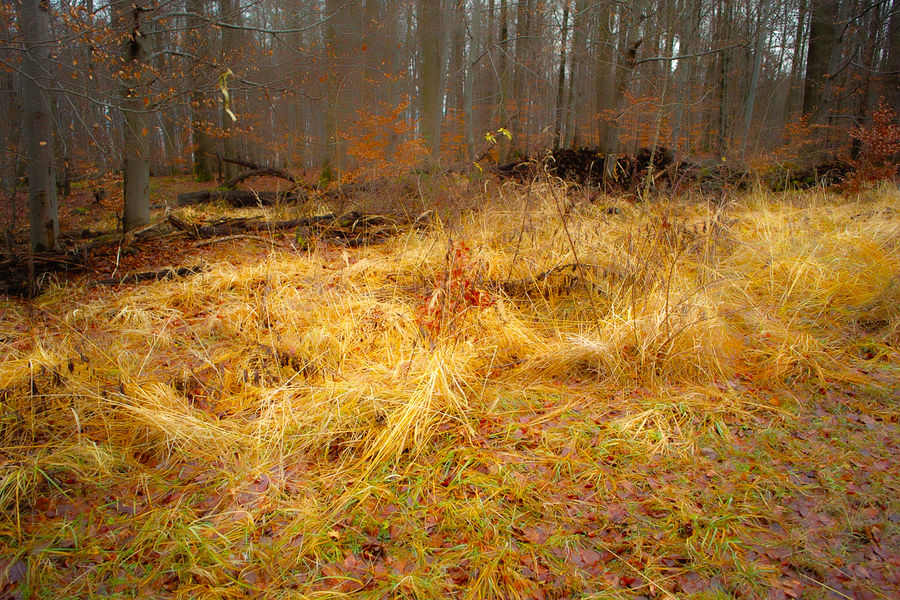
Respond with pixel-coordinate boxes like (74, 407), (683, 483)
(177, 189), (306, 207)
(169, 213), (350, 238)
(171, 211), (405, 245)
(221, 156), (263, 170)
(223, 167), (306, 189)
(94, 265), (205, 286)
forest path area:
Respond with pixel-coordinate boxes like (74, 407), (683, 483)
(1, 179), (899, 599)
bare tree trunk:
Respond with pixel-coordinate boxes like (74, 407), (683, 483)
(850, 0), (881, 155)
(741, 6), (768, 160)
(417, 0), (443, 159)
(786, 0), (808, 120)
(594, 2), (614, 152)
(713, 0), (733, 156)
(219, 0), (240, 181)
(496, 0), (511, 160)
(512, 0), (530, 154)
(886, 0), (900, 120)
(670, 0), (699, 156)
(464, 0), (482, 160)
(114, 0), (152, 231)
(324, 0), (345, 170)
(386, 2), (402, 156)
(604, 0), (647, 180)
(18, 0), (58, 250)
(565, 0), (587, 148)
(554, 0), (570, 148)
(0, 71), (18, 199)
(187, 0), (214, 181)
(448, 0), (466, 158)
(803, 0), (839, 123)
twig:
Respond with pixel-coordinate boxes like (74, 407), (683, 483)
(795, 571), (856, 600)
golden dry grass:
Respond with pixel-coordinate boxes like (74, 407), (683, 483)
(1, 180), (898, 598)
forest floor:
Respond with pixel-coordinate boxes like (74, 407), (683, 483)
(1, 176), (899, 599)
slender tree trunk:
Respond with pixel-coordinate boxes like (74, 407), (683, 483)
(554, 0), (570, 148)
(363, 0), (380, 109)
(512, 0), (530, 154)
(741, 8), (768, 160)
(604, 0), (647, 179)
(464, 0), (482, 159)
(565, 0), (587, 148)
(448, 0), (466, 151)
(386, 2), (402, 156)
(0, 71), (18, 199)
(187, 0), (214, 181)
(850, 2), (879, 158)
(219, 0), (240, 180)
(18, 0), (58, 250)
(114, 0), (152, 231)
(496, 0), (511, 160)
(324, 0), (344, 170)
(714, 0), (733, 156)
(438, 0), (454, 155)
(786, 0), (808, 120)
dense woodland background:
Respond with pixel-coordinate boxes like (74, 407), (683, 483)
(1, 0), (899, 245)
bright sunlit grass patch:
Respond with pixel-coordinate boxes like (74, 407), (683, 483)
(1, 183), (898, 598)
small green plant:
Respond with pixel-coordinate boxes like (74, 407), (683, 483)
(474, 128), (512, 172)
(483, 127), (512, 145)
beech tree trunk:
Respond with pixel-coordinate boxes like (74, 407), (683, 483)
(887, 0), (900, 121)
(512, 0), (531, 155)
(186, 0), (214, 181)
(464, 0), (482, 160)
(324, 0), (352, 170)
(741, 6), (768, 159)
(670, 0), (699, 155)
(594, 2), (614, 152)
(18, 0), (59, 251)
(114, 0), (151, 231)
(0, 69), (17, 199)
(785, 0), (808, 120)
(604, 0), (647, 179)
(418, 0), (443, 159)
(448, 0), (466, 157)
(496, 0), (511, 160)
(219, 0), (240, 181)
(565, 0), (587, 148)
(554, 0), (569, 148)
(803, 0), (839, 123)
(713, 0), (733, 156)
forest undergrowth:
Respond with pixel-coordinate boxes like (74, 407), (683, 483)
(1, 179), (898, 599)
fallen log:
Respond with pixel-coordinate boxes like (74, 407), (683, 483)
(177, 189), (306, 207)
(223, 167), (311, 190)
(169, 213), (343, 238)
(194, 235), (274, 247)
(166, 210), (401, 240)
(94, 265), (205, 286)
(0, 252), (88, 297)
(221, 156), (262, 170)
